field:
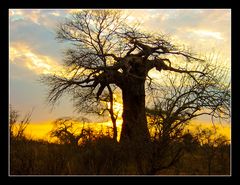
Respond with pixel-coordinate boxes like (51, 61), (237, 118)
(10, 134), (230, 175)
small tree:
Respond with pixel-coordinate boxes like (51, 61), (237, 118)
(215, 139), (230, 174)
(195, 126), (230, 175)
(9, 105), (33, 140)
(85, 86), (121, 141)
(50, 117), (94, 146)
(9, 105), (19, 138)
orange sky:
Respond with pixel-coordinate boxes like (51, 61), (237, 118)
(19, 119), (230, 143)
(21, 120), (123, 142)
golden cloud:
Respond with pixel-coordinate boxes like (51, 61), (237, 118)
(10, 42), (63, 75)
(9, 42), (104, 81)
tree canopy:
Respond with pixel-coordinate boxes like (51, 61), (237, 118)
(41, 10), (230, 145)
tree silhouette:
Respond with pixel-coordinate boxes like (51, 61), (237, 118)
(195, 126), (230, 175)
(9, 105), (19, 138)
(145, 64), (229, 174)
(147, 63), (230, 144)
(98, 87), (119, 141)
(50, 117), (94, 146)
(42, 10), (210, 145)
(9, 105), (33, 140)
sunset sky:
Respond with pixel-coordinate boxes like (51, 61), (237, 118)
(9, 9), (231, 140)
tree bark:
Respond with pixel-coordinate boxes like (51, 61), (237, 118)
(120, 79), (150, 144)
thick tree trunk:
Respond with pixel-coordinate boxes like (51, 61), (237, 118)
(120, 79), (150, 144)
(119, 79), (151, 174)
(116, 58), (151, 174)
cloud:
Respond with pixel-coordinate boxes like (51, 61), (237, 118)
(50, 12), (60, 17)
(9, 9), (41, 24)
(10, 42), (82, 81)
(9, 9), (230, 61)
(9, 15), (68, 65)
(10, 9), (68, 27)
(144, 9), (230, 63)
(192, 30), (224, 40)
(121, 9), (230, 63)
(10, 42), (62, 75)
(9, 9), (231, 75)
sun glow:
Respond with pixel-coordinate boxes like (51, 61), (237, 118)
(19, 118), (230, 144)
(107, 101), (123, 119)
(186, 120), (231, 141)
(19, 119), (123, 143)
(12, 121), (53, 141)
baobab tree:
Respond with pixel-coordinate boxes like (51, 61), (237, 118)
(42, 10), (210, 145)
